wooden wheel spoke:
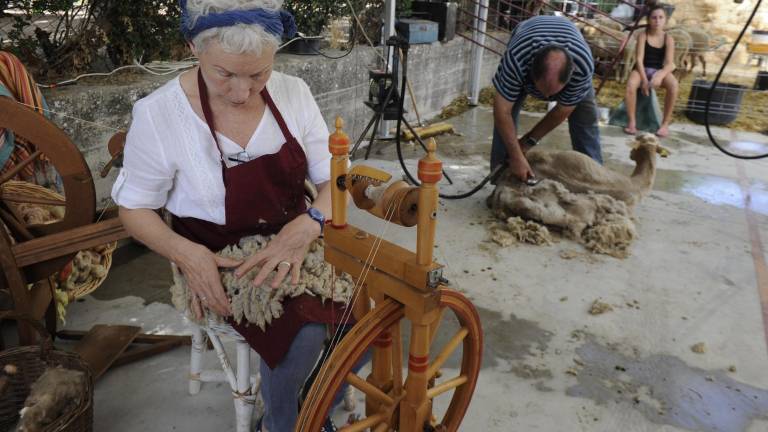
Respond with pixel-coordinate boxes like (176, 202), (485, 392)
(427, 327), (468, 379)
(346, 372), (394, 406)
(339, 412), (388, 432)
(0, 150), (42, 186)
(426, 375), (468, 399)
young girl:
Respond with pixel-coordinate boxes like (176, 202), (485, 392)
(624, 5), (678, 137)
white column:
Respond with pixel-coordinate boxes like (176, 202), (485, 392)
(378, 0), (397, 138)
(469, 0), (490, 106)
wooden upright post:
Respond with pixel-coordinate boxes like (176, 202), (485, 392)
(416, 139), (442, 266)
(329, 117), (350, 228)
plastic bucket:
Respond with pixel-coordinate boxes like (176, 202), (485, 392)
(685, 80), (746, 126)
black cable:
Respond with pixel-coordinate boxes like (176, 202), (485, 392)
(292, 24), (357, 60)
(705, 0), (767, 159)
(393, 40), (499, 200)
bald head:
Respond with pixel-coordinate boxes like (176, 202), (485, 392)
(531, 45), (573, 98)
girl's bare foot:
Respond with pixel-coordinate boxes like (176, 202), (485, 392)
(656, 125), (670, 137)
(624, 125), (637, 135)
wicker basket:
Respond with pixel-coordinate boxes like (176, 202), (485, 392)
(0, 313), (93, 432)
(0, 180), (116, 299)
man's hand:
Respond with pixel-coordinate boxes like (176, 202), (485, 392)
(508, 153), (534, 182)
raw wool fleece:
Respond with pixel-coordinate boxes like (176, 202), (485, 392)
(489, 216), (553, 246)
(18, 367), (86, 432)
(170, 234), (354, 330)
(488, 179), (636, 258)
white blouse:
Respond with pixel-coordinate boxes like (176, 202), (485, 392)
(111, 71), (331, 225)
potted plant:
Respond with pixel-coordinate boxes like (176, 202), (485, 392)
(283, 0), (346, 54)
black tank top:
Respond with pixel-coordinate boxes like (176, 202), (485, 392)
(643, 34), (666, 69)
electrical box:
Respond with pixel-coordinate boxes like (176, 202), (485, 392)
(411, 1), (457, 42)
(396, 18), (439, 44)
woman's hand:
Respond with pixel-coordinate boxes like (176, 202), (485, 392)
(176, 243), (241, 319)
(641, 79), (650, 96)
(235, 213), (321, 289)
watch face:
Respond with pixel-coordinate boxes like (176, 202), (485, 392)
(308, 207), (325, 222)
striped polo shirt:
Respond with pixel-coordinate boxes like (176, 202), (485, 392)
(492, 16), (594, 106)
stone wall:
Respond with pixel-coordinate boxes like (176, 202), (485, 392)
(41, 37), (500, 205)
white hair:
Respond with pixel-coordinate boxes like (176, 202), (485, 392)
(184, 0), (284, 55)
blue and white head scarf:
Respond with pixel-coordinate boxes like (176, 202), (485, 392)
(179, 0), (297, 40)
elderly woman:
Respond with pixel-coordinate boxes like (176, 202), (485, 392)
(623, 4), (678, 137)
(112, 0), (344, 430)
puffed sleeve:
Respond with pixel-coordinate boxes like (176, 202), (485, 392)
(295, 79), (331, 185)
(111, 100), (174, 209)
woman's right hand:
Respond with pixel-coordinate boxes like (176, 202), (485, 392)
(176, 243), (241, 319)
(641, 79), (650, 96)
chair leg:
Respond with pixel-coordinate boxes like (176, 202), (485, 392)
(234, 340), (256, 432)
(189, 325), (204, 395)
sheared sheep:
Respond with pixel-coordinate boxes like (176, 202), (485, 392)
(487, 134), (666, 257)
(526, 133), (665, 208)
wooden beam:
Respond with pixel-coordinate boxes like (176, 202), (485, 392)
(12, 217), (128, 268)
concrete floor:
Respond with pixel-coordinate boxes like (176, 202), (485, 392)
(54, 105), (768, 432)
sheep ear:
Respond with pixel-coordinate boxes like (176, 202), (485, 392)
(627, 137), (641, 149)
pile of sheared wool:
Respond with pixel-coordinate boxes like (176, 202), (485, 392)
(18, 367), (86, 432)
(488, 179), (637, 258)
(489, 216), (553, 246)
(170, 234), (354, 330)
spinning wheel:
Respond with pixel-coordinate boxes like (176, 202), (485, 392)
(0, 96), (187, 375)
(296, 119), (483, 432)
(0, 96), (96, 284)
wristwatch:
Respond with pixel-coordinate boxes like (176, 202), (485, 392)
(306, 207), (325, 234)
(523, 136), (539, 149)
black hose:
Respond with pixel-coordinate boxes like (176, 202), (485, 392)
(394, 45), (498, 200)
(705, 0), (767, 159)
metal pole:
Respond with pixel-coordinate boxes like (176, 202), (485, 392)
(468, 0), (489, 105)
(378, 0), (397, 138)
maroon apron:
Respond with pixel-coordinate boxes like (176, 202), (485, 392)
(171, 69), (348, 368)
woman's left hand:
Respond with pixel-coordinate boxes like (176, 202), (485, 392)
(235, 213), (321, 288)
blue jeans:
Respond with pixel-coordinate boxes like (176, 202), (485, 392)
(260, 323), (327, 432)
(491, 86), (603, 172)
(260, 324), (370, 432)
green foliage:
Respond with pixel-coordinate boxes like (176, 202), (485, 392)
(283, 0), (348, 36)
(2, 0), (185, 78)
